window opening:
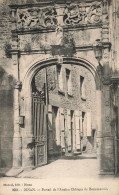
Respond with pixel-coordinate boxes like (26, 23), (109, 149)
(57, 65), (63, 91)
(66, 69), (72, 95)
(80, 76), (86, 99)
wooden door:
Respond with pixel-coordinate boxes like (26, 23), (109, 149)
(32, 93), (47, 167)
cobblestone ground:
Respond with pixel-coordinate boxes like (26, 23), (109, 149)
(18, 153), (99, 179)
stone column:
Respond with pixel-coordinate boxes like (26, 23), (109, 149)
(13, 82), (22, 168)
(102, 82), (114, 174)
(96, 91), (102, 136)
(6, 80), (22, 177)
(117, 88), (119, 173)
(101, 55), (115, 173)
(97, 0), (115, 174)
(11, 31), (22, 168)
(96, 90), (103, 173)
(6, 52), (23, 176)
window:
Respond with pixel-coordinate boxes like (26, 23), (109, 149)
(80, 76), (86, 99)
(57, 65), (63, 92)
(66, 69), (72, 95)
(52, 106), (59, 145)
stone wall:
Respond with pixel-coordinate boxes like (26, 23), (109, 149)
(0, 0), (14, 173)
(0, 68), (14, 173)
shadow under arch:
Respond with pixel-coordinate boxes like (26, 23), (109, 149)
(20, 56), (101, 168)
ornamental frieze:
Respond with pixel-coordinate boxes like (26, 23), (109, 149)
(17, 7), (57, 29)
(63, 3), (102, 26)
(16, 2), (103, 30)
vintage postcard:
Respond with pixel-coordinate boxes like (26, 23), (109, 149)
(0, 0), (119, 195)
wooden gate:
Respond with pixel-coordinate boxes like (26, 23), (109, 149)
(32, 92), (47, 167)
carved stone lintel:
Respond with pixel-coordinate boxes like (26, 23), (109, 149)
(17, 7), (57, 29)
(11, 2), (103, 30)
(63, 3), (102, 26)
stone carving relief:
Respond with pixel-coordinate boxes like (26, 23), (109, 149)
(17, 7), (57, 29)
(16, 2), (102, 30)
(63, 3), (102, 26)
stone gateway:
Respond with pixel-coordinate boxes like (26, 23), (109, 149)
(0, 0), (119, 176)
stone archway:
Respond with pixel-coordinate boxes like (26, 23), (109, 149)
(12, 56), (102, 172)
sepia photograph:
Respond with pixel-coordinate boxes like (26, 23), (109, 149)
(0, 0), (119, 195)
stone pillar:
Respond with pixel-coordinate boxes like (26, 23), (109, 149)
(110, 79), (119, 174)
(101, 53), (115, 174)
(97, 0), (115, 174)
(96, 90), (103, 173)
(13, 82), (22, 168)
(117, 89), (119, 173)
(6, 52), (23, 176)
(102, 83), (114, 174)
(22, 92), (35, 168)
(96, 90), (102, 136)
(11, 31), (22, 168)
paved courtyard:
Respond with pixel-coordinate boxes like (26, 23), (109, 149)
(17, 153), (99, 179)
(1, 154), (119, 195)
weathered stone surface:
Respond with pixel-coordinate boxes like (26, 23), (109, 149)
(0, 0), (119, 176)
